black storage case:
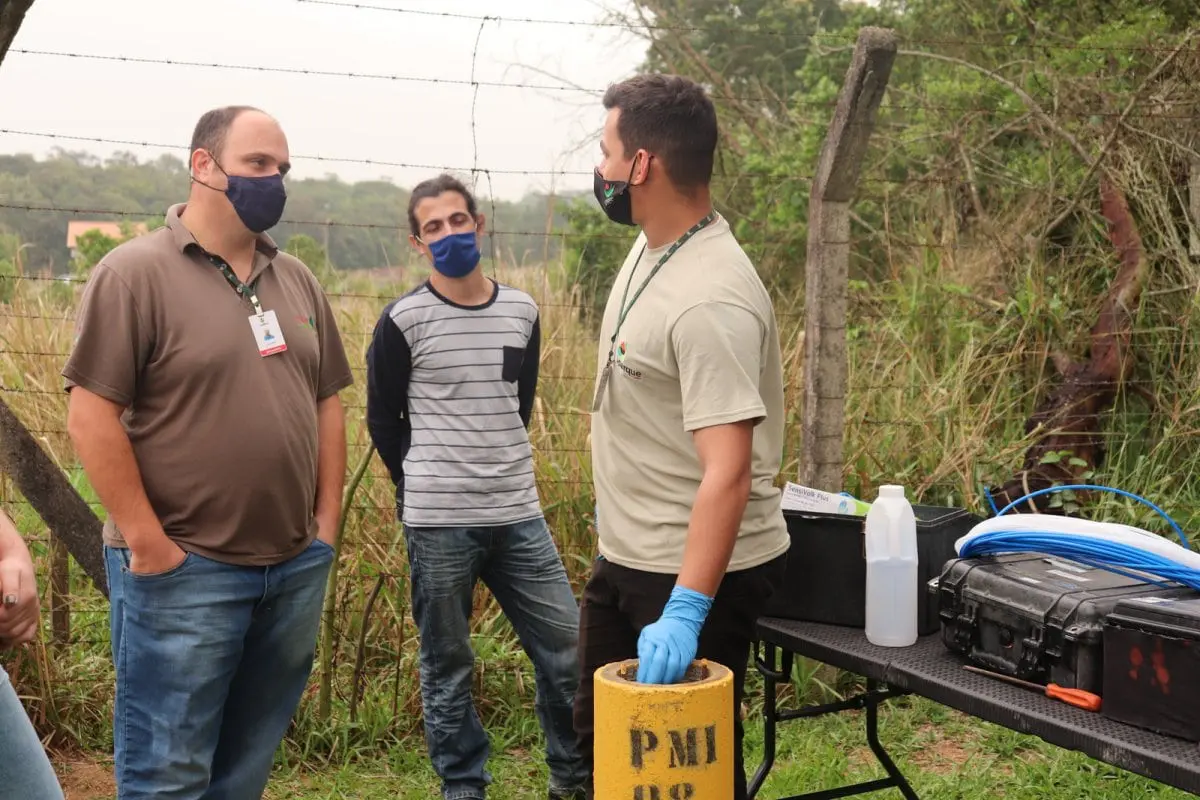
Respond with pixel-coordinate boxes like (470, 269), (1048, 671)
(1102, 595), (1200, 741)
(763, 504), (981, 635)
(935, 553), (1195, 693)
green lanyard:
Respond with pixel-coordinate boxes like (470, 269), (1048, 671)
(592, 210), (717, 412)
(610, 210), (717, 350)
(208, 254), (265, 316)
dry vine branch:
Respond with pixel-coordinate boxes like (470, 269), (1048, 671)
(897, 48), (1120, 188)
(1037, 29), (1198, 241)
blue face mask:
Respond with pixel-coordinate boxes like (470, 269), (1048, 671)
(195, 155), (288, 233)
(426, 232), (481, 278)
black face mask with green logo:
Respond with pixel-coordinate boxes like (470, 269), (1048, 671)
(593, 155), (644, 227)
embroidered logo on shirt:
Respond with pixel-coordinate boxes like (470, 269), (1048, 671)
(616, 340), (628, 362)
(296, 314), (317, 331)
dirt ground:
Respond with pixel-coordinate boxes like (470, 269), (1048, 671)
(54, 753), (115, 800)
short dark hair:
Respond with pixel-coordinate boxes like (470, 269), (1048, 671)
(602, 74), (718, 191)
(407, 174), (478, 237)
(189, 105), (263, 160)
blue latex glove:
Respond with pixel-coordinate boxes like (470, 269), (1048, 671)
(636, 585), (714, 684)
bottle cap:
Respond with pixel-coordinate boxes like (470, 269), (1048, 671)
(879, 485), (906, 500)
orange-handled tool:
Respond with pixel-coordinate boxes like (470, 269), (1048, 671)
(963, 665), (1102, 712)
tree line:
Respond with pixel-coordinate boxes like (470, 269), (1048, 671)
(0, 149), (579, 274)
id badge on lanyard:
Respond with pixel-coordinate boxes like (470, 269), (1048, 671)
(249, 308), (287, 357)
(211, 256), (288, 357)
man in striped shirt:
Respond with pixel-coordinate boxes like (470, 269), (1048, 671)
(366, 174), (587, 800)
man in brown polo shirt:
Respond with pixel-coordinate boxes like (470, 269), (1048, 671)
(63, 106), (353, 800)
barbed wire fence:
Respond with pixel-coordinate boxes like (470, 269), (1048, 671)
(1, 5), (1199, 742)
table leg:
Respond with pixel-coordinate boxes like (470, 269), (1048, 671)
(749, 640), (792, 799)
(865, 678), (919, 800)
(747, 645), (918, 800)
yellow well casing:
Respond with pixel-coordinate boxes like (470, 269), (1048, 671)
(594, 658), (734, 800)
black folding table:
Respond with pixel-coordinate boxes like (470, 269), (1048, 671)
(749, 618), (1200, 799)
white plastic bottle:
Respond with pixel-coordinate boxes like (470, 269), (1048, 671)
(864, 485), (919, 647)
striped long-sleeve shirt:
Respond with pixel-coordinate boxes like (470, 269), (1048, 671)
(365, 279), (543, 528)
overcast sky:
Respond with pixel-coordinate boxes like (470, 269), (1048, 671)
(0, 0), (647, 200)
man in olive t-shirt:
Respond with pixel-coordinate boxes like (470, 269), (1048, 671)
(573, 75), (790, 800)
(63, 106), (353, 800)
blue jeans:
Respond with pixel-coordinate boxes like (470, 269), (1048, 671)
(104, 539), (334, 800)
(0, 663), (64, 800)
(404, 517), (587, 800)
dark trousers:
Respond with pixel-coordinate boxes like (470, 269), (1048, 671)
(572, 554), (787, 800)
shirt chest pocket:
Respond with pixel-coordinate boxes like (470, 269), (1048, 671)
(501, 345), (525, 382)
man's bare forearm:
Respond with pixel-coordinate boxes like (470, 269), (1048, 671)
(314, 395), (347, 532)
(67, 393), (165, 548)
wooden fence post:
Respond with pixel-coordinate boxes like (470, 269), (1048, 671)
(49, 533), (70, 648)
(800, 26), (899, 492)
(0, 397), (106, 596)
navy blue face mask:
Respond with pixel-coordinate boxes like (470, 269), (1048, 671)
(425, 232), (481, 278)
(195, 155), (288, 233)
